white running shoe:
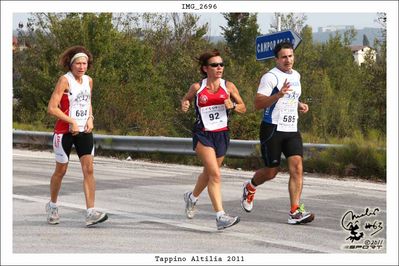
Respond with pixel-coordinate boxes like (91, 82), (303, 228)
(86, 210), (108, 227)
(241, 181), (256, 212)
(45, 202), (60, 225)
(216, 213), (240, 230)
(184, 191), (197, 219)
(288, 204), (315, 225)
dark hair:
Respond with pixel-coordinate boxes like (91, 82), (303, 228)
(197, 49), (221, 77)
(274, 41), (294, 58)
(59, 45), (93, 71)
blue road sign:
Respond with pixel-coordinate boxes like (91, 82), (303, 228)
(256, 30), (302, 60)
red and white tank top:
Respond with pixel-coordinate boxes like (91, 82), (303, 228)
(54, 71), (91, 134)
(195, 78), (229, 132)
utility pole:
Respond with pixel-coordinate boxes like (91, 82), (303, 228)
(277, 15), (281, 31)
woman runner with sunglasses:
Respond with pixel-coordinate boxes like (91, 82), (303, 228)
(181, 49), (246, 230)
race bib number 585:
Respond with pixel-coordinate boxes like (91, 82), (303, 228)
(277, 108), (297, 132)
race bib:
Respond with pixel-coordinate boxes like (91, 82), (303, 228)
(70, 90), (90, 132)
(71, 108), (89, 131)
(200, 104), (227, 131)
(277, 107), (298, 132)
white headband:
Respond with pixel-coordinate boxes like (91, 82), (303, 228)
(70, 52), (88, 65)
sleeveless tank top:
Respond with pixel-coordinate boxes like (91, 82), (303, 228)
(54, 71), (91, 134)
(194, 78), (229, 132)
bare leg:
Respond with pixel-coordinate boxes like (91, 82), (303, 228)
(50, 162), (68, 203)
(252, 166), (279, 186)
(80, 154), (95, 209)
(287, 155), (303, 209)
(192, 172), (208, 198)
(195, 142), (224, 212)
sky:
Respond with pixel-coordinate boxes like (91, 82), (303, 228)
(199, 13), (381, 35)
(13, 12), (381, 36)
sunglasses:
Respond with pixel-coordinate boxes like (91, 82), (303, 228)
(208, 62), (224, 68)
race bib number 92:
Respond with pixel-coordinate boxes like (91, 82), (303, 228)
(200, 104), (228, 131)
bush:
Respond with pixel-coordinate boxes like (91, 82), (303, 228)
(305, 143), (385, 181)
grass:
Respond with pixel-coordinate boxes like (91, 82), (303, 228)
(13, 122), (52, 132)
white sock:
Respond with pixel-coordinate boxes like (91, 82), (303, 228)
(216, 211), (225, 220)
(190, 193), (198, 202)
(49, 201), (57, 208)
(87, 207), (95, 216)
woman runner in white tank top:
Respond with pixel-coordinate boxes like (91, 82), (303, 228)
(46, 46), (108, 227)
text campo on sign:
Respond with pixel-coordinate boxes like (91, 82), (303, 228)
(257, 38), (292, 54)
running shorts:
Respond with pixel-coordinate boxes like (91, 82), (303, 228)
(53, 132), (94, 163)
(193, 130), (230, 158)
(259, 122), (303, 167)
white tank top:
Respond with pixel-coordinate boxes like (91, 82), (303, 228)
(64, 71), (91, 132)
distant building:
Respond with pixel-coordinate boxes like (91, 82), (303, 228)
(12, 36), (18, 51)
(12, 35), (29, 52)
(318, 25), (354, 33)
(350, 45), (376, 66)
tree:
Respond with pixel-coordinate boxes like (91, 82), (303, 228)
(221, 13), (260, 60)
(138, 13), (211, 136)
(13, 12), (213, 136)
(219, 13), (266, 139)
(269, 13), (307, 34)
(356, 12), (386, 135)
(12, 12), (386, 144)
(13, 13), (156, 134)
(362, 34), (370, 46)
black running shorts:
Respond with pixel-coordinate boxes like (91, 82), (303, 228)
(259, 122), (303, 167)
(53, 132), (94, 163)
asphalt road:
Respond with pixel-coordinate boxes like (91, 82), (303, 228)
(7, 149), (390, 264)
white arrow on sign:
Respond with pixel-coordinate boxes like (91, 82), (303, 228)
(255, 30), (302, 60)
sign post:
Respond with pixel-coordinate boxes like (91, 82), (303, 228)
(255, 30), (302, 60)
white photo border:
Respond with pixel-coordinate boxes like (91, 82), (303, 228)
(1, 1), (398, 265)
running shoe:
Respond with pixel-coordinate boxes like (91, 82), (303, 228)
(45, 202), (60, 225)
(184, 191), (197, 219)
(241, 180), (256, 212)
(86, 210), (108, 227)
(216, 213), (240, 230)
(288, 203), (315, 224)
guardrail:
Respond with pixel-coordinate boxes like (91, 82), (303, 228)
(12, 130), (343, 158)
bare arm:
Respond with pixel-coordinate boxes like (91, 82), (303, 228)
(254, 78), (292, 110)
(298, 101), (309, 113)
(181, 83), (200, 112)
(84, 77), (94, 133)
(47, 76), (78, 134)
(226, 81), (246, 113)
